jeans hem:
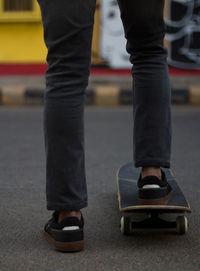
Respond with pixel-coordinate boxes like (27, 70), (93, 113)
(47, 201), (88, 211)
(135, 159), (170, 168)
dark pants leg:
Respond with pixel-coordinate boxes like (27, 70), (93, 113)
(38, 0), (172, 212)
(117, 0), (172, 168)
(37, 0), (96, 210)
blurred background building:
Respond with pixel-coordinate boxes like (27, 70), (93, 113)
(0, 0), (199, 75)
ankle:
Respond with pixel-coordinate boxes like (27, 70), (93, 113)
(142, 166), (162, 180)
(58, 210), (81, 223)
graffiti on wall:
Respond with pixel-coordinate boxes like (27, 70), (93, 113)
(165, 0), (200, 69)
(100, 0), (131, 68)
(100, 0), (200, 69)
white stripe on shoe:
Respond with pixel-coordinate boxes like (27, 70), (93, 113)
(62, 226), (80, 231)
(142, 184), (160, 189)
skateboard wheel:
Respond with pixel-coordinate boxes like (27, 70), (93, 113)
(176, 216), (188, 235)
(120, 216), (132, 235)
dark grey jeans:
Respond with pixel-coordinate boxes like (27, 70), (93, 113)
(38, 0), (172, 211)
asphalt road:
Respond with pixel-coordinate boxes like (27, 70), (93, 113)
(0, 106), (199, 271)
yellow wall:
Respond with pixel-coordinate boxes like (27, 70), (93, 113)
(164, 0), (170, 48)
(0, 0), (101, 64)
(91, 0), (102, 65)
(0, 23), (46, 63)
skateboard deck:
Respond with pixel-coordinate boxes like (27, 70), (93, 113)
(116, 162), (191, 235)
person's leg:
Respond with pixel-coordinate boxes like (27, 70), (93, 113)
(37, 0), (96, 250)
(117, 0), (172, 178)
(38, 0), (96, 213)
(117, 0), (173, 203)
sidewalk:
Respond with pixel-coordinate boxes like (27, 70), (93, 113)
(0, 73), (200, 105)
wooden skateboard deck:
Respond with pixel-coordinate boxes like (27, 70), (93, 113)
(116, 162), (191, 235)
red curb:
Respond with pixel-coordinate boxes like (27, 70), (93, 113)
(0, 64), (200, 76)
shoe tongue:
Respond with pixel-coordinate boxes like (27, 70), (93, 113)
(143, 175), (160, 181)
(59, 216), (81, 227)
(140, 175), (162, 187)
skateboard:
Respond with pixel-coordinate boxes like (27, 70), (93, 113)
(116, 162), (191, 235)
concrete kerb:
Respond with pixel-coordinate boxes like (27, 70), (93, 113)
(0, 85), (200, 106)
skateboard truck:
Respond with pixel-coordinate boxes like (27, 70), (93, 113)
(120, 213), (188, 235)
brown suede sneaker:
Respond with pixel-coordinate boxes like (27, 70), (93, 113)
(43, 211), (84, 252)
(137, 169), (173, 205)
